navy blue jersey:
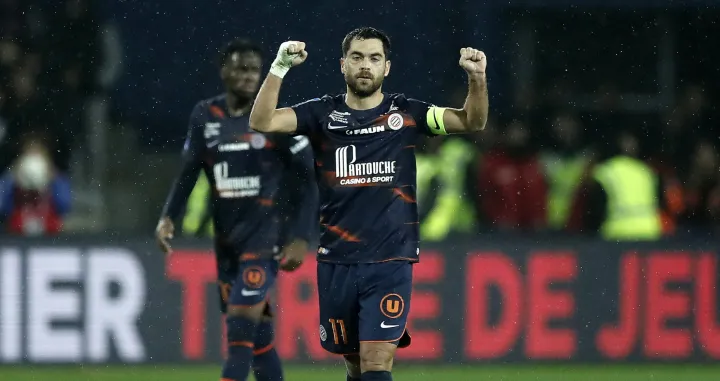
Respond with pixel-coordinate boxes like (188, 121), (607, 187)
(162, 94), (317, 258)
(291, 93), (435, 264)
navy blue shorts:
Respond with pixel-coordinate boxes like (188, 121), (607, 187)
(217, 258), (278, 316)
(317, 260), (413, 354)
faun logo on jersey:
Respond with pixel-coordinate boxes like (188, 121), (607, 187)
(213, 162), (261, 198)
(334, 145), (396, 186)
(345, 125), (386, 136)
(344, 113), (404, 136)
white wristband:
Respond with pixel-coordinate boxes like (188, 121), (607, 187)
(269, 62), (290, 79)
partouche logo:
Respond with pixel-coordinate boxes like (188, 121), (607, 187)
(212, 161), (261, 198)
(334, 145), (396, 186)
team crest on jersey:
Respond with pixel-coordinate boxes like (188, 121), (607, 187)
(387, 113), (404, 130)
(250, 133), (267, 149)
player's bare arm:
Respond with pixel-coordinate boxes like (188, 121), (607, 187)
(155, 159), (201, 254)
(249, 41), (308, 134)
(427, 47), (489, 135)
(155, 106), (205, 255)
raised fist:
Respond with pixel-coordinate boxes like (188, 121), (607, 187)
(270, 41), (309, 78)
(459, 47), (486, 76)
(276, 41), (308, 68)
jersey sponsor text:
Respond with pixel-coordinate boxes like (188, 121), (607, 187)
(335, 145), (396, 186)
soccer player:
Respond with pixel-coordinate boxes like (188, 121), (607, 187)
(155, 38), (317, 381)
(249, 27), (488, 381)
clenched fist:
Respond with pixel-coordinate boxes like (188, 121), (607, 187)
(270, 40), (308, 78)
(459, 47), (486, 77)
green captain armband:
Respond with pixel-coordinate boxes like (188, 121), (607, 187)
(426, 106), (448, 135)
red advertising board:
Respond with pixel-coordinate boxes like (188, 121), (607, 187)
(0, 237), (718, 364)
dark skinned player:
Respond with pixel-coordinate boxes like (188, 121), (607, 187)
(249, 27), (489, 381)
(155, 38), (317, 381)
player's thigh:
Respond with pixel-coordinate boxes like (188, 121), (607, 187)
(227, 259), (279, 320)
(317, 262), (360, 355)
(357, 261), (413, 348)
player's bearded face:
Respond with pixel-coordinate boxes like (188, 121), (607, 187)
(342, 39), (389, 98)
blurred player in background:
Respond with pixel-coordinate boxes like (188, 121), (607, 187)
(0, 132), (72, 236)
(249, 27), (488, 381)
(155, 38), (317, 381)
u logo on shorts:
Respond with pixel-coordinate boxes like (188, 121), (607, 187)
(242, 266), (266, 288)
(380, 293), (405, 319)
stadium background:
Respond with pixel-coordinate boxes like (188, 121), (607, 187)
(1, 0), (720, 380)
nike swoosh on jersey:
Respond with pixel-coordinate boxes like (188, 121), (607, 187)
(240, 288), (262, 296)
(380, 321), (400, 329)
(327, 123), (347, 130)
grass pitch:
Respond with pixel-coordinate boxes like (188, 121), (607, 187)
(1, 364), (718, 381)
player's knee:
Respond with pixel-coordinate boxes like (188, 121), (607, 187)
(359, 343), (396, 372)
(343, 354), (361, 378)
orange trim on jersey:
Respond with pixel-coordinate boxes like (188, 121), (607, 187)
(253, 343), (274, 355)
(218, 281), (232, 303)
(209, 105), (226, 118)
(324, 224), (362, 242)
(393, 188), (416, 203)
(239, 253), (260, 261)
(229, 341), (254, 348)
(257, 198), (273, 206)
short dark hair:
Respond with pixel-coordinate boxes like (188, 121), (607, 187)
(342, 27), (391, 58)
(218, 38), (263, 68)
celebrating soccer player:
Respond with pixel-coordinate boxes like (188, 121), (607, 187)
(249, 27), (488, 381)
(155, 38), (317, 381)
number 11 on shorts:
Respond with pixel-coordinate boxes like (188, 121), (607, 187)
(328, 318), (348, 345)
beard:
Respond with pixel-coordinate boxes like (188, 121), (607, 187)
(345, 72), (383, 98)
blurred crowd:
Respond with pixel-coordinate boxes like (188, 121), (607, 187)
(0, 1), (717, 239)
(416, 83), (720, 240)
(0, 0), (100, 235)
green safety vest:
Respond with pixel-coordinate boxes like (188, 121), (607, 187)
(416, 138), (476, 241)
(592, 156), (661, 241)
(542, 153), (589, 229)
(182, 172), (214, 237)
